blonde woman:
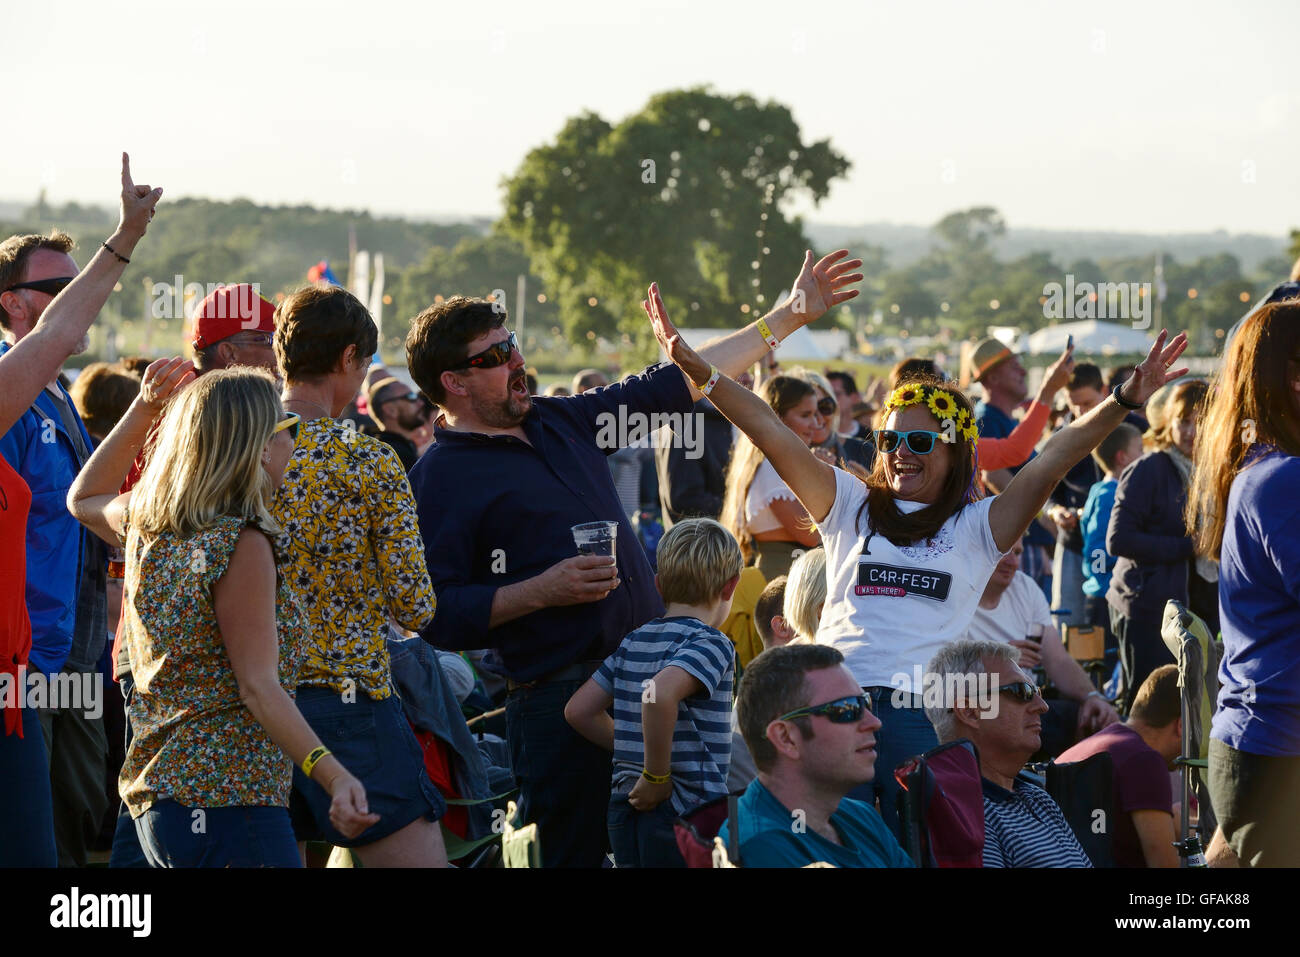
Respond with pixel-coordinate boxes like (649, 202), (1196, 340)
(719, 375), (824, 579)
(783, 546), (827, 642)
(69, 363), (375, 867)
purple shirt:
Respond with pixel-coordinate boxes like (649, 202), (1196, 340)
(1059, 723), (1171, 868)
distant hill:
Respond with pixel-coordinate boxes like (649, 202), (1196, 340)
(805, 221), (1290, 273)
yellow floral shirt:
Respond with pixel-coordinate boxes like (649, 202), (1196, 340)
(272, 419), (435, 699)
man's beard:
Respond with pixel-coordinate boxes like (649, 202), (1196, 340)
(469, 373), (531, 429)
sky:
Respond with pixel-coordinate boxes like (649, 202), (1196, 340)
(7, 0), (1298, 235)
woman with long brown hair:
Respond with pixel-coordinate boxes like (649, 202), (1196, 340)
(719, 375), (824, 579)
(1187, 301), (1300, 867)
(645, 282), (1188, 834)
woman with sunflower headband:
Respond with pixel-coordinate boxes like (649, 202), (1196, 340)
(643, 282), (1190, 836)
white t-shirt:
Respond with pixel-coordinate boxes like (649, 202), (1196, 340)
(965, 571), (1056, 646)
(746, 459), (798, 536)
(817, 467), (1007, 691)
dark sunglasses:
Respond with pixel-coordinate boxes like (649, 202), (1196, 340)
(998, 681), (1041, 703)
(816, 396), (837, 417)
(777, 693), (873, 724)
(450, 332), (517, 371)
(273, 412), (301, 442)
(871, 429), (943, 455)
(6, 276), (75, 296)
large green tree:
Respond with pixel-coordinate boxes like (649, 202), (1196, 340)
(500, 87), (849, 355)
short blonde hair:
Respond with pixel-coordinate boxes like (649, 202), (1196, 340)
(130, 367), (283, 539)
(654, 518), (742, 606)
(783, 546), (827, 641)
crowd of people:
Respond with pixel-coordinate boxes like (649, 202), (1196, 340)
(1, 155), (1296, 869)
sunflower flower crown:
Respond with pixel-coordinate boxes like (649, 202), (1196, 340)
(885, 384), (980, 443)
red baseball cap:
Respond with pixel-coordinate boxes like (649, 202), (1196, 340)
(190, 284), (276, 349)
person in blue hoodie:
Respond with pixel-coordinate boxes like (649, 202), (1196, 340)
(1188, 301), (1300, 868)
(0, 154), (162, 866)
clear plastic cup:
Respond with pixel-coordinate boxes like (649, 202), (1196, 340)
(572, 521), (618, 558)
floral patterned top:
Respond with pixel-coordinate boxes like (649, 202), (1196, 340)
(272, 418), (435, 699)
(120, 514), (306, 818)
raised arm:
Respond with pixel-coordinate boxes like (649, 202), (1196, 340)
(0, 153), (161, 435)
(67, 357), (195, 545)
(646, 286), (837, 523)
(977, 346), (1073, 471)
(988, 331), (1189, 553)
(674, 249), (862, 401)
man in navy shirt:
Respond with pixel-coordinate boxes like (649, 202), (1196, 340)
(405, 251), (862, 866)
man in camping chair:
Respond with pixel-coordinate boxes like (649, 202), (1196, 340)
(926, 640), (1092, 867)
(719, 645), (912, 868)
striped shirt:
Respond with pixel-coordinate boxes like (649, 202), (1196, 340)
(982, 778), (1093, 868)
(593, 616), (734, 815)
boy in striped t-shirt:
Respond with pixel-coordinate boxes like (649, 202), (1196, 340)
(566, 518), (743, 868)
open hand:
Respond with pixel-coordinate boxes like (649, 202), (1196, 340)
(138, 357), (196, 415)
(644, 282), (712, 387)
(784, 249), (863, 326)
(119, 153), (163, 238)
(1119, 330), (1189, 406)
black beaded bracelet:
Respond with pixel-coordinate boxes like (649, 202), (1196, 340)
(102, 240), (129, 264)
(1111, 381), (1143, 410)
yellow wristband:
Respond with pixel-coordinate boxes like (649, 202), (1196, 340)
(698, 365), (722, 396)
(641, 768), (671, 785)
(756, 317), (780, 351)
(301, 746), (331, 779)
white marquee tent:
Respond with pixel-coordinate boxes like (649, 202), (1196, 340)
(1016, 319), (1156, 356)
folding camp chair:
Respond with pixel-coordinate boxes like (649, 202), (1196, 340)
(674, 794), (741, 868)
(1160, 599), (1221, 866)
(895, 739), (985, 867)
(1043, 751), (1115, 867)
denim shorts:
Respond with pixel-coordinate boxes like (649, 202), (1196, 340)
(135, 800), (300, 868)
(290, 685), (445, 848)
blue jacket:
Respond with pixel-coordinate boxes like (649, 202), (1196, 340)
(0, 343), (96, 674)
(1080, 477), (1118, 598)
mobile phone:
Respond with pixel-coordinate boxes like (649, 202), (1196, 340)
(1066, 334), (1074, 351)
